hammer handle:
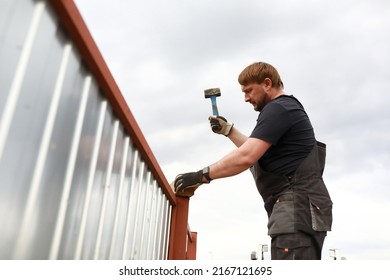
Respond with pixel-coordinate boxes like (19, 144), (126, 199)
(210, 96), (219, 115)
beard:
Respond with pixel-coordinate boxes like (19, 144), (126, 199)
(253, 95), (268, 112)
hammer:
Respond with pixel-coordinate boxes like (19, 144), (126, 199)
(204, 88), (221, 116)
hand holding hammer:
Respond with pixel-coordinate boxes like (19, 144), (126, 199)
(204, 88), (233, 136)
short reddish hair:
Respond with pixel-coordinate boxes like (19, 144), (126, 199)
(238, 62), (284, 88)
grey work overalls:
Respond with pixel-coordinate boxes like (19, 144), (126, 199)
(250, 141), (333, 259)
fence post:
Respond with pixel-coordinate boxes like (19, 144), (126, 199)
(168, 196), (190, 260)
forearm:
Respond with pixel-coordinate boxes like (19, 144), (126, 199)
(205, 137), (271, 182)
(227, 127), (248, 147)
(175, 138), (271, 194)
(208, 149), (253, 180)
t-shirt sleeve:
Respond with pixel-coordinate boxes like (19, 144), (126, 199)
(250, 102), (292, 145)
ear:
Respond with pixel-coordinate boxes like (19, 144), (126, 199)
(263, 77), (273, 90)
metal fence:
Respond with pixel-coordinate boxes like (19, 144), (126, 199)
(0, 0), (174, 260)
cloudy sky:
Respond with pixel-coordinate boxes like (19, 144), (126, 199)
(74, 0), (390, 260)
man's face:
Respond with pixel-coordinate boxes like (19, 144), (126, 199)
(241, 82), (269, 111)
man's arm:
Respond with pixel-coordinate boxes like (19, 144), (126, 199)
(207, 137), (271, 180)
(173, 137), (271, 195)
(174, 118), (271, 195)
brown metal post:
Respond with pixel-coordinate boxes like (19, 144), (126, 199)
(168, 196), (190, 259)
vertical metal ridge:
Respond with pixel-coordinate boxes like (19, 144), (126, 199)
(160, 199), (170, 259)
(108, 136), (130, 259)
(145, 180), (158, 259)
(139, 171), (152, 259)
(74, 100), (107, 260)
(121, 149), (139, 260)
(93, 120), (119, 259)
(0, 1), (46, 160)
(156, 193), (166, 259)
(129, 161), (145, 259)
(13, 42), (72, 259)
(151, 188), (163, 260)
(49, 75), (92, 260)
(164, 204), (173, 260)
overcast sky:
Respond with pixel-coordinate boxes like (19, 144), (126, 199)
(74, 0), (390, 260)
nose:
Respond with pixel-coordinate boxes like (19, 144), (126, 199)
(244, 93), (250, 103)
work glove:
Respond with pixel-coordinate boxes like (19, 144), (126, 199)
(209, 115), (233, 136)
(174, 169), (204, 197)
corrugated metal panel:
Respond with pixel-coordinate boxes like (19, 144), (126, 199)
(0, 0), (179, 260)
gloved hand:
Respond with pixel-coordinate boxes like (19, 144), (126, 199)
(174, 169), (204, 197)
(209, 115), (233, 136)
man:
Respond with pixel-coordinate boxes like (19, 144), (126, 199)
(174, 62), (332, 260)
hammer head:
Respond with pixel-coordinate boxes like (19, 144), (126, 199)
(204, 88), (221, 98)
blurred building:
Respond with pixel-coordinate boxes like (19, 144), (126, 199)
(0, 0), (195, 260)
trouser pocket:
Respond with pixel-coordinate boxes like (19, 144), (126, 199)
(268, 193), (295, 236)
(309, 195), (332, 231)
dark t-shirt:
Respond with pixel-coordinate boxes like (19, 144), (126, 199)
(250, 95), (315, 175)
